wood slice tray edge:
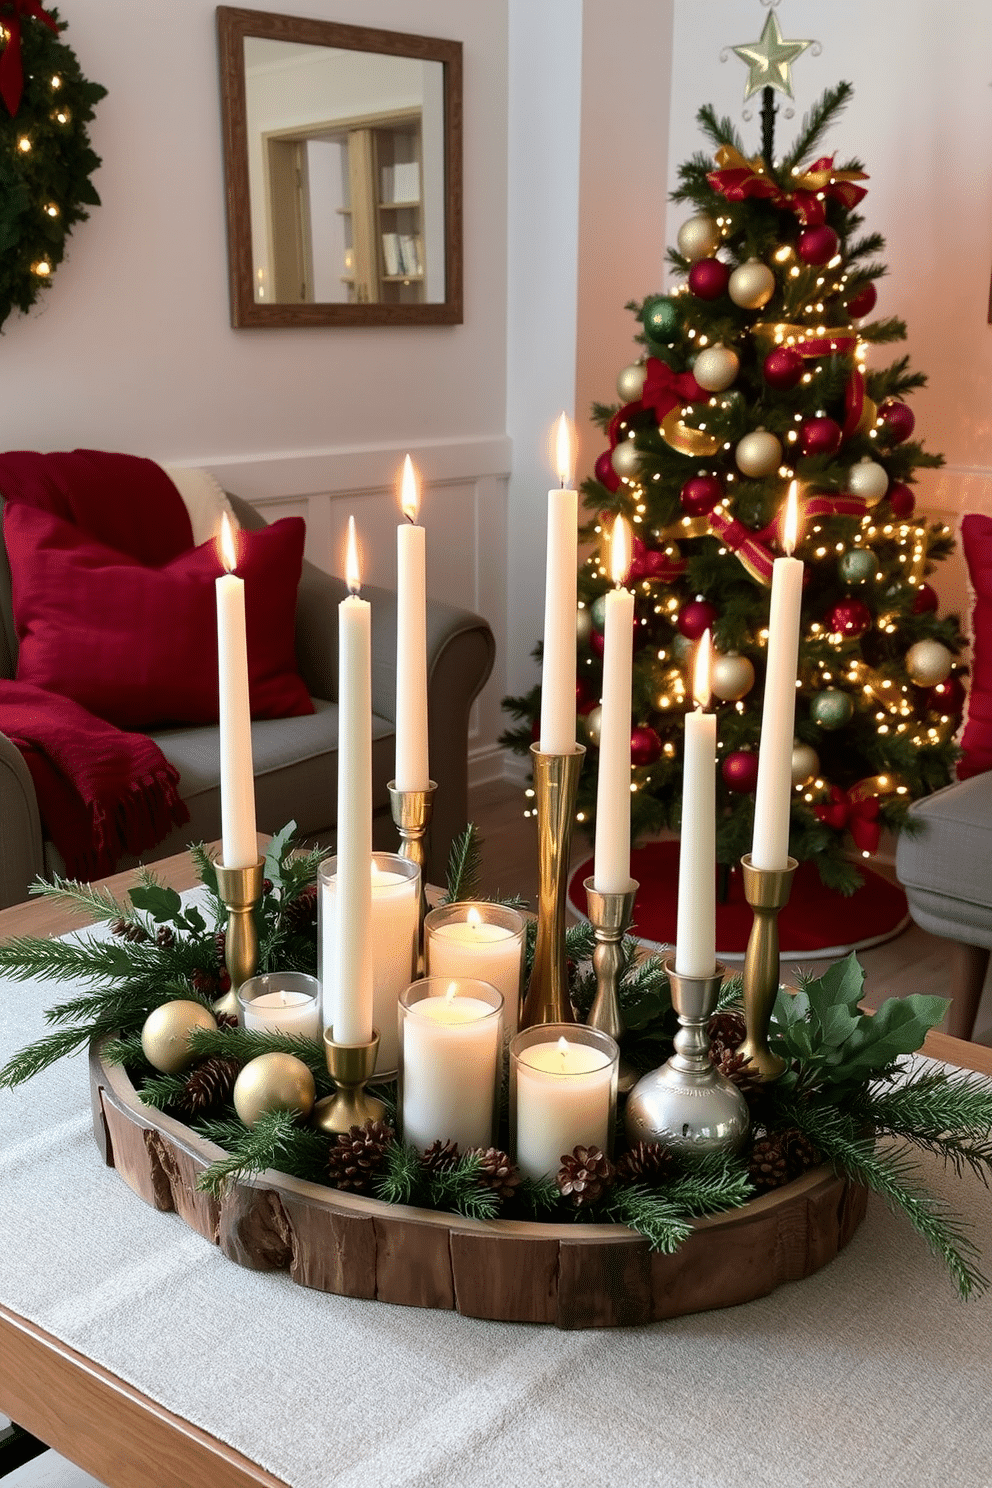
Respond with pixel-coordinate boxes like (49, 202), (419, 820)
(89, 1039), (868, 1330)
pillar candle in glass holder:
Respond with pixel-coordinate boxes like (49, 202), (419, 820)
(424, 902), (525, 1034)
(238, 973), (320, 1040)
(752, 482), (804, 871)
(675, 630), (716, 978)
(510, 1025), (618, 1181)
(215, 513), (257, 869)
(399, 978), (503, 1151)
(538, 413), (578, 755)
(593, 515), (635, 893)
(395, 454), (430, 792)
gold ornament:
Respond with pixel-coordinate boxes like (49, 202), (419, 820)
(141, 1000), (218, 1075)
(847, 457), (889, 507)
(660, 407), (722, 458)
(233, 1053), (316, 1127)
(730, 11), (813, 100)
(692, 344), (740, 393)
(616, 362), (647, 403)
(856, 396), (878, 437)
(735, 428), (782, 478)
(677, 214), (721, 263)
(905, 639), (953, 688)
(728, 259), (776, 311)
(584, 703), (603, 746)
(791, 741), (820, 787)
(711, 652), (755, 702)
(611, 439), (641, 480)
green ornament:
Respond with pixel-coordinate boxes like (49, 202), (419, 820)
(811, 688), (854, 730)
(839, 549), (874, 584)
(670, 633), (694, 665)
(642, 295), (679, 343)
(590, 594), (609, 633)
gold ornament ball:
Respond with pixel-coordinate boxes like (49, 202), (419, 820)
(906, 639), (953, 687)
(692, 344), (740, 393)
(847, 457), (889, 507)
(141, 1000), (218, 1074)
(728, 258), (775, 310)
(584, 704), (603, 746)
(233, 1053), (316, 1127)
(791, 741), (820, 786)
(576, 604), (592, 646)
(735, 428), (782, 478)
(710, 652), (755, 702)
(616, 361), (647, 403)
(677, 213), (721, 263)
(611, 439), (641, 480)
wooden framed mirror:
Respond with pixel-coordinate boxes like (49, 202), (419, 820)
(217, 7), (462, 327)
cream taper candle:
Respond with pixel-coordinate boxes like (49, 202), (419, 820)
(215, 513), (257, 869)
(593, 515), (635, 893)
(538, 414), (578, 755)
(675, 630), (716, 978)
(395, 454), (430, 792)
(752, 482), (804, 871)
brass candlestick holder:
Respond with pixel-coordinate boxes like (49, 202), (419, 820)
(213, 859), (265, 1021)
(388, 780), (437, 948)
(520, 743), (585, 1029)
(312, 1029), (388, 1135)
(625, 959), (749, 1160)
(583, 876), (638, 1093)
(737, 854), (798, 1082)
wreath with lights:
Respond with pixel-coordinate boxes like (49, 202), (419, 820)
(0, 2), (106, 331)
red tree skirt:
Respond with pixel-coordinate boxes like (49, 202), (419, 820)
(568, 841), (910, 960)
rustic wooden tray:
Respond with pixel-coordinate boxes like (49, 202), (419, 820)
(89, 1041), (867, 1330)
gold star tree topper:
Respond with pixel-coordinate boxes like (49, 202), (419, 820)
(731, 10), (812, 100)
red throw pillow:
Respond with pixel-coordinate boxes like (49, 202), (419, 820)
(5, 504), (314, 729)
(958, 513), (992, 780)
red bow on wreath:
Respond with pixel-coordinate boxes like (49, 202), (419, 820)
(0, 0), (60, 117)
(814, 785), (881, 855)
(706, 147), (868, 229)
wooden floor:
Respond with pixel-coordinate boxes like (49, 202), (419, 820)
(467, 778), (992, 1046)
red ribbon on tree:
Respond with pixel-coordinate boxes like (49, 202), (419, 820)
(708, 509), (777, 585)
(0, 0), (60, 117)
(706, 148), (868, 229)
(814, 785), (881, 855)
(639, 358), (706, 424)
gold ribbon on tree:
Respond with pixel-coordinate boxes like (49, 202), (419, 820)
(706, 148), (868, 228)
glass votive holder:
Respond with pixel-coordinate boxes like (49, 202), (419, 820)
(424, 901), (525, 1035)
(238, 972), (321, 1040)
(398, 977), (503, 1153)
(318, 851), (420, 1076)
(510, 1024), (619, 1182)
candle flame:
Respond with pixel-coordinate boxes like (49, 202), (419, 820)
(400, 454), (420, 522)
(466, 906), (482, 928)
(556, 1035), (570, 1057)
(552, 413), (576, 488)
(783, 480), (801, 556)
(345, 515), (361, 595)
(445, 981), (459, 1003)
(610, 515), (632, 587)
(693, 629), (712, 711)
(218, 511), (239, 574)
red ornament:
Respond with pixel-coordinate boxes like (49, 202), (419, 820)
(763, 346), (804, 390)
(680, 474), (722, 516)
(878, 399), (915, 444)
(589, 630), (605, 659)
(677, 598), (718, 639)
(826, 597), (873, 639)
(630, 724), (662, 767)
(688, 258), (730, 301)
(912, 583), (939, 615)
(846, 282), (877, 319)
(721, 750), (759, 793)
(801, 416), (843, 457)
(928, 675), (965, 714)
(798, 225), (839, 266)
(595, 449), (621, 494)
(888, 482), (916, 517)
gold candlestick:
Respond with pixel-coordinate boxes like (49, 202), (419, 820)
(520, 743), (585, 1029)
(312, 1030), (388, 1135)
(737, 853), (798, 1081)
(213, 859), (264, 1020)
(388, 780), (437, 948)
(583, 876), (638, 1093)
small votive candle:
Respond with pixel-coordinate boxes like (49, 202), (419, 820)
(510, 1024), (619, 1181)
(424, 902), (525, 1035)
(399, 978), (503, 1152)
(238, 972), (320, 1040)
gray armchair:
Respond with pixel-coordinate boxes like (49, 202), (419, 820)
(0, 491), (495, 906)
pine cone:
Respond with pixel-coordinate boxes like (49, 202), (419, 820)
(747, 1133), (790, 1193)
(176, 1055), (242, 1117)
(556, 1146), (616, 1209)
(615, 1140), (677, 1188)
(707, 1010), (747, 1060)
(468, 1147), (521, 1203)
(156, 926), (175, 949)
(285, 884), (319, 933)
(712, 1045), (763, 1101)
(215, 1011), (239, 1031)
(111, 918), (150, 943)
(191, 969), (219, 997)
(421, 1138), (460, 1176)
(214, 930), (227, 965)
(785, 1129), (821, 1176)
(326, 1120), (395, 1193)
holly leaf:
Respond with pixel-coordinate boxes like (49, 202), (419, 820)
(827, 994), (950, 1082)
(128, 883), (182, 923)
(264, 821), (298, 888)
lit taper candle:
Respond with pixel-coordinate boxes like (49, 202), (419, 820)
(395, 454), (430, 792)
(215, 512), (257, 868)
(538, 413), (578, 755)
(675, 630), (716, 978)
(593, 515), (635, 893)
(751, 482), (804, 871)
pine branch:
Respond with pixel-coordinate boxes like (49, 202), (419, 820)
(852, 1070), (992, 1183)
(0, 1013), (126, 1088)
(28, 874), (135, 926)
(694, 103), (744, 155)
(782, 82), (854, 170)
(187, 1026), (330, 1089)
(427, 1152), (501, 1220)
(188, 842), (222, 910)
(100, 1032), (148, 1068)
(196, 1108), (302, 1195)
(441, 823), (483, 905)
(607, 1185), (693, 1253)
(516, 1173), (560, 1217)
(373, 1139), (423, 1206)
(138, 1072), (190, 1109)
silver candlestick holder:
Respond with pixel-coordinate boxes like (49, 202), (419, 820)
(625, 958), (749, 1161)
(583, 876), (638, 1094)
(388, 780), (437, 951)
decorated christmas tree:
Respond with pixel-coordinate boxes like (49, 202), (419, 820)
(503, 75), (965, 894)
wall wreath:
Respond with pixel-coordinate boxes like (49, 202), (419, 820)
(0, 2), (106, 332)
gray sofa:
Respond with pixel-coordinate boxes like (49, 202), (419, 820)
(895, 772), (992, 1040)
(0, 491), (495, 906)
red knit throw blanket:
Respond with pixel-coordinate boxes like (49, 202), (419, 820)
(0, 450), (192, 879)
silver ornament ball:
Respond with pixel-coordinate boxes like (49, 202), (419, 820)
(710, 652), (755, 702)
(791, 741), (820, 786)
(616, 361), (647, 403)
(811, 688), (854, 731)
(847, 457), (889, 507)
(233, 1052), (317, 1128)
(576, 604), (592, 646)
(906, 639), (953, 687)
(839, 549), (874, 584)
(611, 439), (641, 480)
(677, 214), (721, 263)
(141, 1000), (218, 1075)
(735, 429), (782, 478)
(728, 258), (775, 310)
(584, 704), (603, 746)
(692, 344), (739, 393)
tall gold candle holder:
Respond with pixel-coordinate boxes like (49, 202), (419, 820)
(213, 859), (265, 1020)
(737, 853), (798, 1082)
(520, 742), (585, 1029)
(582, 876), (638, 1093)
(388, 780), (437, 948)
(312, 1029), (388, 1135)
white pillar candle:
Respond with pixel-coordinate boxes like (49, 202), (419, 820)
(400, 982), (502, 1151)
(395, 455), (430, 792)
(333, 516), (374, 1045)
(538, 413), (578, 755)
(215, 513), (257, 869)
(514, 1034), (615, 1181)
(425, 905), (524, 1034)
(752, 483), (804, 871)
(243, 990), (320, 1041)
(320, 855), (420, 1071)
(676, 630), (716, 978)
(593, 516), (635, 893)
